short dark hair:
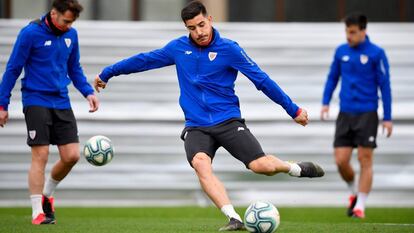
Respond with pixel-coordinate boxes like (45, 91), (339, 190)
(344, 12), (367, 30)
(52, 0), (83, 18)
(181, 1), (207, 22)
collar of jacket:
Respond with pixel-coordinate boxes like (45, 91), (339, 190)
(188, 27), (219, 48)
(353, 35), (370, 50)
(46, 12), (67, 36)
(36, 13), (67, 36)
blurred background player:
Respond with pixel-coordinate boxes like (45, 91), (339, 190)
(0, 0), (99, 225)
(94, 1), (324, 231)
(321, 12), (392, 219)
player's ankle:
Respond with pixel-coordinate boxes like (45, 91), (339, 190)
(221, 204), (242, 222)
(287, 162), (301, 177)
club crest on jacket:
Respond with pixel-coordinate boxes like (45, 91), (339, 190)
(208, 52), (217, 61)
(65, 38), (71, 48)
(360, 54), (368, 64)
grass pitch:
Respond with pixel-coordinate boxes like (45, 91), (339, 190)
(0, 206), (413, 233)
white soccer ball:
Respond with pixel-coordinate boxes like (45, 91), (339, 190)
(244, 201), (280, 233)
(83, 135), (114, 166)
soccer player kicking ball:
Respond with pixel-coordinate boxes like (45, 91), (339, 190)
(94, 1), (324, 231)
(0, 0), (99, 225)
(321, 13), (392, 219)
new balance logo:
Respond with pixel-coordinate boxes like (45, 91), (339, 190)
(185, 51), (192, 55)
(342, 55), (349, 62)
(237, 127), (245, 131)
(44, 40), (52, 46)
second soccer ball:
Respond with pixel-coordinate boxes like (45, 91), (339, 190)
(83, 135), (114, 166)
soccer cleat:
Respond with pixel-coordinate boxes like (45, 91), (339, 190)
(42, 195), (55, 221)
(297, 162), (325, 178)
(347, 195), (357, 217)
(352, 208), (365, 219)
(219, 218), (246, 231)
(32, 213), (56, 225)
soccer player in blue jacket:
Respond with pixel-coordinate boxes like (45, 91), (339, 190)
(95, 1), (324, 230)
(0, 0), (99, 225)
(321, 13), (392, 219)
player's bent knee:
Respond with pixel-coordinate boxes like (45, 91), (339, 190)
(62, 153), (80, 165)
(335, 156), (348, 167)
(249, 158), (275, 175)
(191, 153), (211, 169)
(191, 153), (213, 180)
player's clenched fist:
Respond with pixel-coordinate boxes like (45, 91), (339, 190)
(0, 110), (8, 127)
(294, 108), (309, 126)
(94, 75), (107, 93)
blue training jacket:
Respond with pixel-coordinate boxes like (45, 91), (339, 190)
(0, 15), (94, 111)
(100, 28), (299, 127)
(322, 36), (392, 121)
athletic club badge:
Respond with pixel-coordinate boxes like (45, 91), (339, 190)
(360, 54), (368, 64)
(208, 52), (217, 61)
(29, 130), (36, 140)
(65, 38), (71, 48)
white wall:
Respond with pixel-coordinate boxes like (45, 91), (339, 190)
(11, 0), (93, 20)
(140, 0), (185, 21)
(78, 0), (93, 20)
(12, 0), (47, 19)
(98, 0), (130, 21)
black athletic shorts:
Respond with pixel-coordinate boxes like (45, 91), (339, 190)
(180, 118), (265, 168)
(334, 111), (379, 148)
(23, 106), (79, 146)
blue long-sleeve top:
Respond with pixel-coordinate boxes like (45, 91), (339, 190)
(322, 36), (392, 121)
(0, 15), (94, 111)
(100, 28), (299, 127)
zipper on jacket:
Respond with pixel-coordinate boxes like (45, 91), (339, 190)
(57, 36), (62, 62)
(55, 36), (62, 85)
(196, 47), (213, 123)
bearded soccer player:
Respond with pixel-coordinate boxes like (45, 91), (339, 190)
(94, 1), (324, 231)
(321, 12), (392, 219)
(0, 0), (99, 224)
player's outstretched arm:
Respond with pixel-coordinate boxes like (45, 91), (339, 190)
(93, 75), (106, 93)
(294, 108), (309, 126)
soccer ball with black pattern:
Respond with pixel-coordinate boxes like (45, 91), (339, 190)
(244, 201), (280, 233)
(83, 135), (114, 166)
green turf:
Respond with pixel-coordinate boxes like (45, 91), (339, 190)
(0, 207), (413, 233)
